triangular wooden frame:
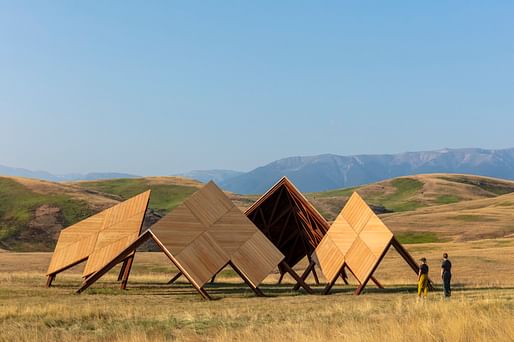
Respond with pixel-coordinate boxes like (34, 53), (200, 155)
(244, 177), (330, 285)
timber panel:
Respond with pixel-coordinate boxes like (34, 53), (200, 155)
(175, 232), (229, 287)
(231, 231), (284, 287)
(151, 205), (207, 255)
(83, 191), (150, 277)
(312, 236), (345, 283)
(345, 237), (378, 281)
(313, 191), (409, 290)
(47, 191), (150, 276)
(359, 215), (393, 258)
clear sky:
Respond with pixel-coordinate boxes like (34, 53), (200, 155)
(1, 1), (513, 175)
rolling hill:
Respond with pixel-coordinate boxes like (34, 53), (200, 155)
(1, 173), (514, 251)
(0, 176), (201, 251)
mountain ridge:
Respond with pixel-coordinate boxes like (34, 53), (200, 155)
(220, 147), (514, 194)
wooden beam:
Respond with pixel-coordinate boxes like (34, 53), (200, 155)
(46, 274), (56, 288)
(370, 276), (384, 289)
(228, 261), (264, 297)
(293, 260), (315, 291)
(280, 260), (314, 294)
(323, 267), (342, 295)
(167, 272), (183, 284)
(277, 271), (285, 285)
(120, 255), (135, 290)
(354, 242), (392, 295)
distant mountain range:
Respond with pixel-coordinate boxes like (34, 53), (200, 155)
(214, 148), (514, 194)
(0, 164), (138, 182)
(4, 147), (514, 193)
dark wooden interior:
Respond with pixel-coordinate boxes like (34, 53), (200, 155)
(245, 177), (330, 274)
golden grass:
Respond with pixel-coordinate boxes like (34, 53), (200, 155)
(1, 239), (514, 341)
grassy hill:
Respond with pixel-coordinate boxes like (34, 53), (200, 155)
(307, 174), (514, 219)
(0, 176), (202, 251)
(1, 173), (514, 251)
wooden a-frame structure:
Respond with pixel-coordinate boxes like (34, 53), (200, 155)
(244, 177), (330, 284)
(46, 190), (150, 289)
(77, 181), (312, 299)
(296, 192), (421, 295)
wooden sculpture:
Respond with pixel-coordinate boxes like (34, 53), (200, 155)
(77, 181), (312, 299)
(244, 177), (330, 284)
(46, 190), (150, 288)
(297, 192), (421, 295)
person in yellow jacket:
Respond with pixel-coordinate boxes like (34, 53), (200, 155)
(417, 257), (429, 299)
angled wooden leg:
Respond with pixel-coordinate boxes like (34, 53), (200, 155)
(340, 267), (349, 285)
(210, 274), (216, 284)
(293, 260), (315, 291)
(280, 261), (314, 294)
(167, 272), (183, 284)
(117, 259), (128, 281)
(323, 264), (346, 295)
(120, 255), (134, 290)
(371, 276), (384, 289)
(229, 261), (264, 297)
(46, 274), (56, 287)
(277, 271), (285, 285)
(311, 265), (320, 285)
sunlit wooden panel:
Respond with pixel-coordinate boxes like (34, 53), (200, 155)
(341, 192), (373, 233)
(359, 215), (393, 258)
(327, 214), (358, 256)
(345, 237), (378, 282)
(82, 191), (150, 277)
(312, 236), (345, 283)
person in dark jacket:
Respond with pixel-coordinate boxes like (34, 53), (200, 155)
(417, 257), (429, 299)
(441, 253), (452, 298)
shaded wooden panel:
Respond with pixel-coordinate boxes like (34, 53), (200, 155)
(359, 215), (393, 258)
(209, 206), (256, 256)
(184, 181), (233, 227)
(341, 192), (373, 233)
(175, 232), (230, 287)
(244, 177), (330, 268)
(151, 204), (207, 255)
(345, 237), (378, 282)
(231, 231), (284, 287)
(312, 236), (345, 283)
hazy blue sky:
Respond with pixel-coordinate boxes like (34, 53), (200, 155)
(1, 1), (513, 175)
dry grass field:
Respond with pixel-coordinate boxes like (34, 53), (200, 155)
(1, 239), (513, 342)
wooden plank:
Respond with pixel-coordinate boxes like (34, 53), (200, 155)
(341, 192), (373, 233)
(47, 191), (150, 278)
(184, 181), (233, 227)
(174, 232), (230, 287)
(358, 215), (394, 258)
(151, 204), (207, 255)
(231, 231), (284, 287)
(312, 236), (345, 284)
(209, 206), (257, 256)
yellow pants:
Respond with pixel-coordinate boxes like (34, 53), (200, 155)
(418, 274), (428, 298)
